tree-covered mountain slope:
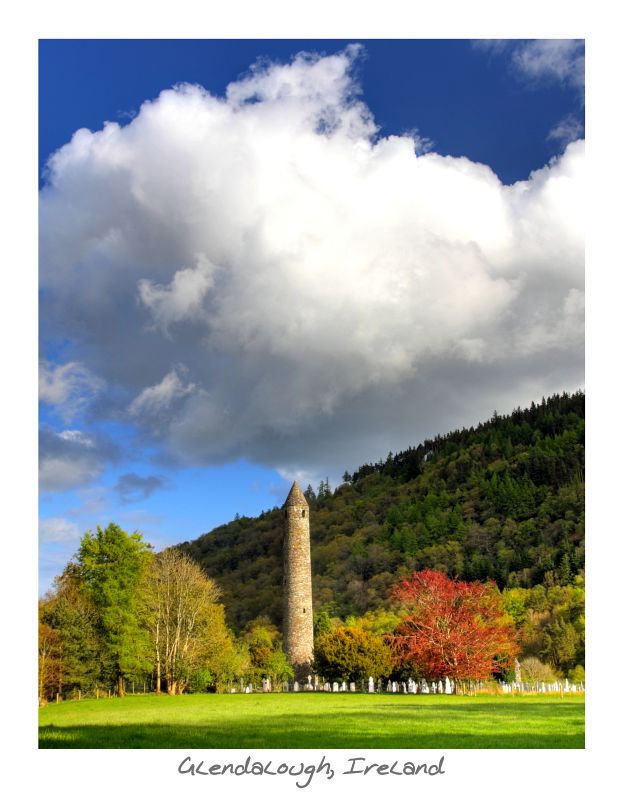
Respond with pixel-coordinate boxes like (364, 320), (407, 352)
(179, 392), (584, 632)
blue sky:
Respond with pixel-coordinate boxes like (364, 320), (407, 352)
(39, 39), (585, 592)
(40, 39), (583, 185)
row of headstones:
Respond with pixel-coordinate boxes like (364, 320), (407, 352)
(281, 677), (457, 693)
(501, 679), (585, 693)
(231, 678), (585, 694)
(376, 677), (455, 694)
(231, 676), (458, 693)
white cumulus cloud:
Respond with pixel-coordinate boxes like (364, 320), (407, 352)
(39, 46), (584, 480)
(138, 255), (217, 335)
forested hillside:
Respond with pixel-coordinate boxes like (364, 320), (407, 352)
(179, 392), (584, 634)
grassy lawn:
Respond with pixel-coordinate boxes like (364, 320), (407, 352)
(39, 692), (584, 749)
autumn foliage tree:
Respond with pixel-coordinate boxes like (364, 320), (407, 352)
(38, 609), (60, 705)
(391, 569), (518, 682)
(39, 565), (101, 702)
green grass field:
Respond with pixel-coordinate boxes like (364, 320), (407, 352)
(39, 692), (584, 749)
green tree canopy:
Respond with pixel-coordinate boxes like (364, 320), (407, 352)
(313, 624), (395, 682)
(243, 617), (293, 685)
(76, 523), (153, 696)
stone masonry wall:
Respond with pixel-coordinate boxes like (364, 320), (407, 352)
(283, 487), (314, 680)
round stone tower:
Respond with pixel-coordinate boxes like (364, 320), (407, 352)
(283, 481), (314, 681)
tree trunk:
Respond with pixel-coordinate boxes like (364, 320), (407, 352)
(38, 653), (45, 706)
(155, 651), (161, 694)
(117, 674), (125, 697)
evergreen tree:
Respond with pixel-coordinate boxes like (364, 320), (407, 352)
(76, 523), (153, 696)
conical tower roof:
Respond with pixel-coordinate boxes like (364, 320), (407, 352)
(284, 480), (308, 507)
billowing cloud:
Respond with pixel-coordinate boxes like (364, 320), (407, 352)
(138, 255), (217, 336)
(39, 46), (584, 482)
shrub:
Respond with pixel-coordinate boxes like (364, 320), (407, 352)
(519, 657), (558, 684)
(313, 625), (395, 682)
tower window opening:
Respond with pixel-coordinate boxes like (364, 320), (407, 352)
(302, 509), (306, 518)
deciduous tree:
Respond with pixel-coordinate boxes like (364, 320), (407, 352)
(313, 624), (395, 682)
(146, 548), (232, 694)
(391, 569), (518, 682)
(38, 610), (59, 705)
(243, 618), (293, 686)
(39, 566), (101, 699)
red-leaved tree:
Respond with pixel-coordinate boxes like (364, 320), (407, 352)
(390, 569), (518, 682)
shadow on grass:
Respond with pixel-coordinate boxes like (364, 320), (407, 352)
(39, 702), (585, 749)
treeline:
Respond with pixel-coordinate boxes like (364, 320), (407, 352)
(38, 524), (295, 703)
(179, 392), (584, 635)
(40, 391), (585, 699)
(39, 521), (584, 702)
(310, 569), (584, 686)
(40, 529), (543, 696)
